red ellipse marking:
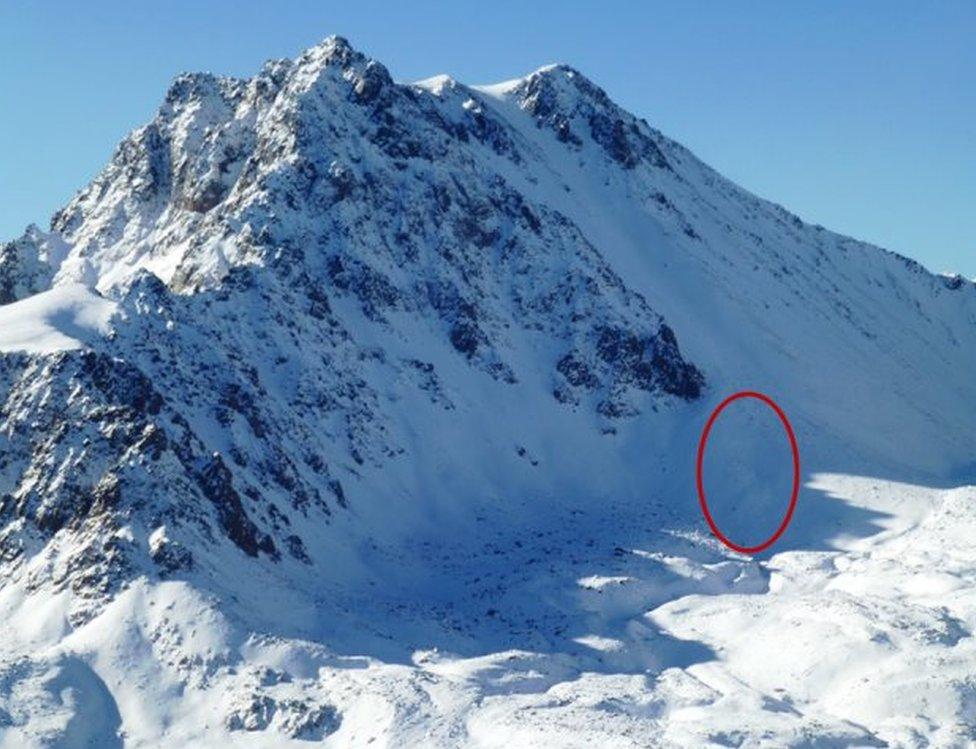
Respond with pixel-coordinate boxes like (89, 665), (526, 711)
(696, 390), (800, 555)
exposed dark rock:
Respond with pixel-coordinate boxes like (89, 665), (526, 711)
(196, 453), (277, 559)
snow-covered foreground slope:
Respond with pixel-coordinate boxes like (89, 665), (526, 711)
(1, 475), (974, 747)
(0, 35), (974, 747)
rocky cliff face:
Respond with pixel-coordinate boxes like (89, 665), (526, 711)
(0, 226), (61, 304)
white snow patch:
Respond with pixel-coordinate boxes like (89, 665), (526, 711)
(0, 284), (117, 353)
(412, 74), (456, 95)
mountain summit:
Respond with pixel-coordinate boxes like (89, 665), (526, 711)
(0, 36), (974, 747)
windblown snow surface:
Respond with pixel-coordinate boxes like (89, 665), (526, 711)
(0, 284), (117, 355)
(0, 36), (975, 748)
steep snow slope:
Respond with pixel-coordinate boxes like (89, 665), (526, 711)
(0, 284), (116, 354)
(0, 36), (973, 747)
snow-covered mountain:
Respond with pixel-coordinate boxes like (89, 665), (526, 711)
(0, 36), (974, 747)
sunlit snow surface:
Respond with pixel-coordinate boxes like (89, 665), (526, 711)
(0, 284), (116, 354)
(1, 475), (973, 747)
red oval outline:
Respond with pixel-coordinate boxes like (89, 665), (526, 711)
(696, 390), (800, 554)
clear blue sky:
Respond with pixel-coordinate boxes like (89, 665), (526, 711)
(1, 1), (973, 277)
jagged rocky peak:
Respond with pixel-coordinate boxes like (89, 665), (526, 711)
(512, 63), (613, 114)
(490, 62), (673, 171)
(295, 33), (391, 84)
(0, 224), (68, 304)
(0, 34), (711, 605)
(162, 70), (245, 114)
(28, 34), (703, 415)
(45, 36), (401, 291)
(42, 36), (670, 297)
(296, 34), (362, 70)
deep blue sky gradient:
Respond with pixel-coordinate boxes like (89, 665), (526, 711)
(1, 1), (972, 276)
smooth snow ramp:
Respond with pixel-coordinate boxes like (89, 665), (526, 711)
(0, 284), (117, 354)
